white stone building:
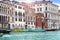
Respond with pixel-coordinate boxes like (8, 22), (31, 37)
(30, 0), (60, 29)
(10, 1), (25, 30)
(0, 0), (60, 30)
(0, 0), (26, 30)
(25, 8), (36, 30)
(0, 1), (11, 29)
(58, 10), (60, 29)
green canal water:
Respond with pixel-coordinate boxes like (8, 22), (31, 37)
(0, 31), (60, 40)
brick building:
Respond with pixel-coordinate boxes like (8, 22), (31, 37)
(36, 13), (48, 29)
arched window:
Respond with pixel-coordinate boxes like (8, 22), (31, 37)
(15, 11), (17, 16)
(12, 24), (14, 28)
(18, 12), (22, 16)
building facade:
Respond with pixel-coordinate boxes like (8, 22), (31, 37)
(25, 8), (36, 30)
(58, 10), (60, 29)
(0, 0), (60, 30)
(0, 1), (11, 29)
(36, 13), (48, 29)
(30, 0), (60, 29)
(0, 0), (26, 30)
(10, 1), (25, 30)
(21, 2), (36, 30)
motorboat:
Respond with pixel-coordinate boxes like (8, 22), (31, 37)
(0, 29), (11, 34)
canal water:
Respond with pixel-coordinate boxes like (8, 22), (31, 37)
(0, 31), (60, 40)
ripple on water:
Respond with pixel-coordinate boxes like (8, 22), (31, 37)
(0, 31), (60, 40)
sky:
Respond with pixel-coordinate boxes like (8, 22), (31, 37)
(13, 0), (60, 9)
(14, 0), (60, 4)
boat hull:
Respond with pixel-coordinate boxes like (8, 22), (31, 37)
(12, 29), (45, 32)
(45, 28), (57, 31)
(0, 30), (11, 34)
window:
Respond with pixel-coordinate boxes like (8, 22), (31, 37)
(32, 26), (34, 28)
(23, 19), (25, 22)
(33, 5), (35, 6)
(1, 4), (2, 5)
(45, 7), (47, 10)
(3, 9), (5, 12)
(12, 17), (14, 22)
(37, 8), (39, 12)
(15, 11), (17, 16)
(1, 16), (3, 20)
(19, 19), (20, 21)
(46, 19), (47, 22)
(15, 18), (17, 21)
(19, 19), (22, 21)
(12, 24), (14, 28)
(23, 8), (24, 9)
(28, 22), (30, 24)
(45, 3), (47, 5)
(38, 18), (41, 22)
(8, 7), (9, 9)
(0, 6), (1, 8)
(15, 5), (17, 8)
(37, 4), (41, 6)
(0, 9), (1, 12)
(18, 6), (22, 9)
(12, 12), (13, 15)
(40, 4), (42, 6)
(8, 17), (10, 22)
(31, 22), (33, 25)
(31, 17), (32, 20)
(0, 16), (1, 22)
(1, 6), (3, 9)
(4, 16), (5, 21)
(23, 13), (25, 17)
(37, 4), (39, 6)
(19, 24), (20, 26)
(28, 16), (30, 20)
(26, 16), (27, 19)
(34, 22), (35, 25)
(40, 8), (42, 11)
(26, 22), (27, 24)
(8, 11), (9, 14)
(18, 12), (22, 16)
(48, 14), (50, 17)
(45, 13), (47, 17)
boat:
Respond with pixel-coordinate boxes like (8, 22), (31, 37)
(0, 33), (3, 37)
(12, 30), (24, 32)
(12, 29), (45, 32)
(0, 29), (11, 34)
(45, 28), (57, 31)
(27, 29), (45, 32)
